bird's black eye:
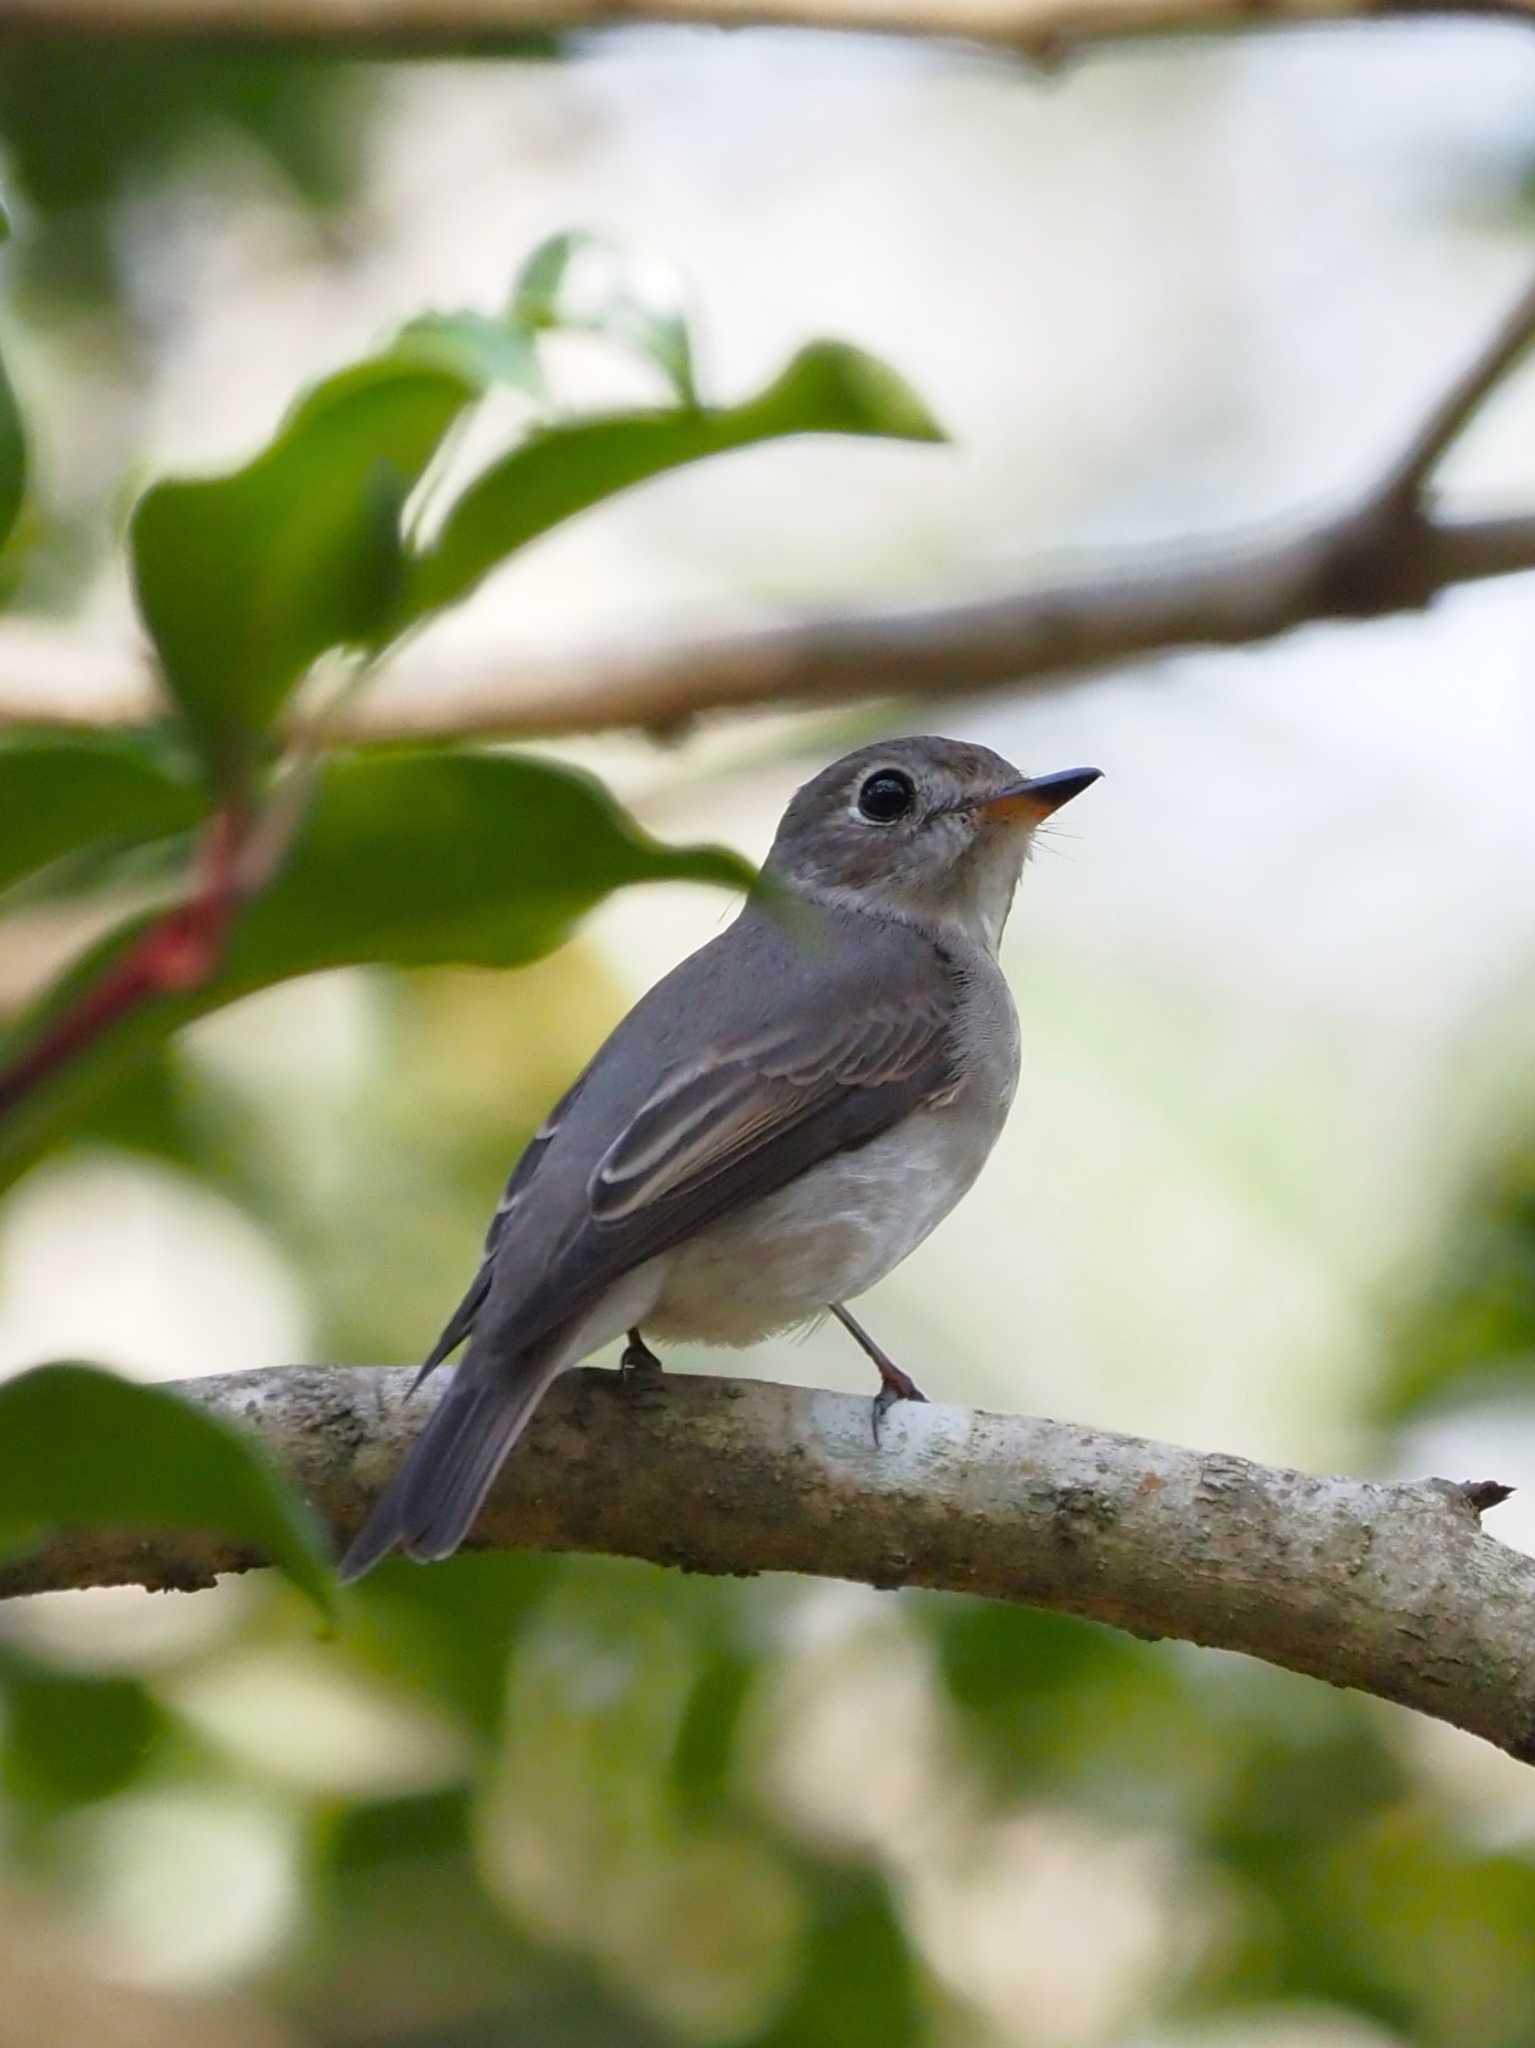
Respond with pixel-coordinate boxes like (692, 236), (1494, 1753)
(856, 769), (916, 824)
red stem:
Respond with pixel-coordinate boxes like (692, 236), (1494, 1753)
(0, 805), (248, 1125)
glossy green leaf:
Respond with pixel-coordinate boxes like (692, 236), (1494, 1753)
(0, 736), (202, 898)
(515, 230), (697, 404)
(0, 750), (752, 1187)
(130, 354), (477, 780)
(408, 339), (944, 622)
(219, 749), (752, 976)
(0, 1363), (334, 1619)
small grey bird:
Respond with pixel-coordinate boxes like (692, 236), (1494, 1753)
(339, 736), (1100, 1581)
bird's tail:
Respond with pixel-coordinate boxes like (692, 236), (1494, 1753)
(338, 1358), (561, 1583)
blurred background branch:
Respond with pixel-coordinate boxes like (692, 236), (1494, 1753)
(3, 260), (1534, 747)
(3, 0), (1535, 54)
(4, 506), (1535, 743)
(7, 1363), (1534, 1766)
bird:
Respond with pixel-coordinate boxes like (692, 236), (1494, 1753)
(338, 735), (1101, 1581)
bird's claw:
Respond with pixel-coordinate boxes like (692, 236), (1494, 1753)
(620, 1331), (666, 1401)
(871, 1370), (928, 1446)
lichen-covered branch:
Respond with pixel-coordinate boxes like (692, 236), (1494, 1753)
(5, 1363), (1534, 1766)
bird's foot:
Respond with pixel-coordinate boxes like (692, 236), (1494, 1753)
(827, 1303), (928, 1446)
(871, 1361), (927, 1446)
(620, 1328), (666, 1402)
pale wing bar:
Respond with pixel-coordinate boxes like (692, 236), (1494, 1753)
(589, 992), (953, 1225)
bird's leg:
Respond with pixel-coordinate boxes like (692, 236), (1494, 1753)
(620, 1327), (665, 1387)
(829, 1303), (927, 1445)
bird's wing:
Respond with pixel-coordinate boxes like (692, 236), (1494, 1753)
(410, 1066), (590, 1388)
(476, 917), (961, 1359)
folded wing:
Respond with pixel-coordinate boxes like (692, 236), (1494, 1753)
(484, 948), (960, 1358)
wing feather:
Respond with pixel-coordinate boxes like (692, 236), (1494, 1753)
(486, 979), (957, 1354)
(409, 1065), (590, 1388)
(591, 990), (950, 1217)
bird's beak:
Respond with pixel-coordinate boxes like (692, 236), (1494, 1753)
(977, 767), (1103, 824)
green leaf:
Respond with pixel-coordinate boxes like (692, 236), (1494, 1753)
(0, 1362), (334, 1619)
(0, 1651), (167, 1808)
(0, 325), (27, 558)
(392, 309), (544, 401)
(670, 1645), (755, 1814)
(0, 750), (752, 1187)
(351, 1551), (558, 1738)
(220, 750), (752, 975)
(1376, 1141), (1535, 1424)
(515, 230), (697, 404)
(408, 339), (944, 622)
(752, 1864), (922, 2048)
(130, 353), (477, 781)
(0, 735), (202, 899)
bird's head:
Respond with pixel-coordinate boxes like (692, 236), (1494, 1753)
(763, 736), (1101, 951)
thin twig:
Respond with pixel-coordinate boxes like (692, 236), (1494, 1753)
(9, 275), (1535, 749)
(0, 809), (244, 1121)
(1377, 269), (1535, 508)
(0, 771), (318, 1123)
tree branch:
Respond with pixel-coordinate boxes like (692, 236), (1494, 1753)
(5, 506), (1535, 749)
(303, 505), (1535, 740)
(5, 263), (1535, 750)
(1379, 269), (1535, 508)
(0, 0), (1530, 57)
(6, 1363), (1535, 1766)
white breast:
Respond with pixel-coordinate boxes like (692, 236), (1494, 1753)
(646, 1061), (1016, 1348)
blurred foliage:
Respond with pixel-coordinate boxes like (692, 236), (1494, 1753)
(1378, 1138), (1535, 1425)
(1, 227), (934, 1179)
(128, 295), (936, 777)
(0, 41), (363, 308)
(0, 733), (201, 898)
(0, 124), (992, 2044)
(1, 34), (1535, 2048)
(406, 337), (940, 620)
(516, 231), (699, 406)
(0, 1647), (168, 1818)
(130, 353), (477, 779)
(0, 1363), (335, 1618)
(0, 225), (24, 561)
(0, 749), (752, 1193)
